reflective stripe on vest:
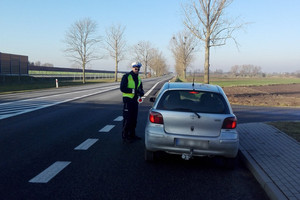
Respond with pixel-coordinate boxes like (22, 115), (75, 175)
(123, 74), (141, 98)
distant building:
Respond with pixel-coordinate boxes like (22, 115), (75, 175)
(0, 52), (28, 75)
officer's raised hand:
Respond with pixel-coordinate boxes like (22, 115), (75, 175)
(137, 87), (144, 97)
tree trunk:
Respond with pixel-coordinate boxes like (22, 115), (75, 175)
(114, 57), (118, 82)
(204, 38), (210, 84)
(144, 61), (147, 77)
(82, 63), (86, 84)
(114, 41), (118, 82)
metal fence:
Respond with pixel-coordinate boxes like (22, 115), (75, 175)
(28, 65), (126, 80)
(0, 52), (28, 75)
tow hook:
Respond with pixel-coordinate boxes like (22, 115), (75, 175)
(182, 149), (194, 160)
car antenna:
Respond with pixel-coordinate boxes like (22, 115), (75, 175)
(192, 71), (195, 87)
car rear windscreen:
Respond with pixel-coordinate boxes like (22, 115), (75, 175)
(156, 90), (230, 114)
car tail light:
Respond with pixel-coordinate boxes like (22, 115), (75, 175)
(222, 117), (237, 129)
(149, 111), (164, 124)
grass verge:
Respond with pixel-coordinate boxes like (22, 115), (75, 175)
(183, 76), (300, 87)
(266, 121), (300, 142)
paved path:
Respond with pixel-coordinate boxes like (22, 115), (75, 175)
(238, 123), (300, 200)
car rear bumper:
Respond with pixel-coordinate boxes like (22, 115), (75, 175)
(145, 124), (239, 158)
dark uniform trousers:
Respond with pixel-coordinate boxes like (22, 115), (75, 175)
(122, 98), (139, 139)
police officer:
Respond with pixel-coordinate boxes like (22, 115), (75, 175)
(120, 62), (144, 143)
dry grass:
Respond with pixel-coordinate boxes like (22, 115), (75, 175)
(267, 121), (300, 142)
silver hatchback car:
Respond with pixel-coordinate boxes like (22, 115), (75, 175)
(145, 82), (239, 166)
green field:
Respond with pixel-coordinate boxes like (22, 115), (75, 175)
(211, 77), (300, 87)
(182, 76), (300, 87)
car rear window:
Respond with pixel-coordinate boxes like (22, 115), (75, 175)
(156, 90), (229, 114)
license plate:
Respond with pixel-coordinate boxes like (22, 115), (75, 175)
(175, 139), (208, 149)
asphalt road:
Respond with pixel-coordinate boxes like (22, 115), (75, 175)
(232, 105), (300, 124)
(0, 77), (279, 200)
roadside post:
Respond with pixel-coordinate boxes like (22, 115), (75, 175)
(56, 79), (58, 88)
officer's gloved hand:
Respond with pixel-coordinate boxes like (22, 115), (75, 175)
(137, 88), (144, 97)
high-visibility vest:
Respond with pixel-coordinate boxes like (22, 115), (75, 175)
(123, 74), (141, 98)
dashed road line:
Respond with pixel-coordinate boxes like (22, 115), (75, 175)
(114, 116), (123, 121)
(29, 161), (71, 183)
(99, 125), (115, 132)
(74, 139), (99, 150)
(25, 82), (163, 185)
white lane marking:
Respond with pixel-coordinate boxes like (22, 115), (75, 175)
(99, 125), (115, 132)
(74, 139), (98, 150)
(29, 161), (71, 183)
(0, 85), (119, 120)
(114, 116), (123, 121)
(143, 81), (161, 98)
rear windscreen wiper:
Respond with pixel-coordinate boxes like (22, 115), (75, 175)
(172, 108), (201, 118)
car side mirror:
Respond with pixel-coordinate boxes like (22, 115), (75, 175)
(150, 97), (156, 102)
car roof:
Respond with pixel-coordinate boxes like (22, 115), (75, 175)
(162, 82), (222, 93)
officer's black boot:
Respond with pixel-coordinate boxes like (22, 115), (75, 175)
(122, 128), (132, 144)
(129, 130), (141, 141)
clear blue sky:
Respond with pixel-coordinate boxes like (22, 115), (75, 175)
(1, 0), (299, 73)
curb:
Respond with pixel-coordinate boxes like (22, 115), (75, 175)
(239, 146), (288, 200)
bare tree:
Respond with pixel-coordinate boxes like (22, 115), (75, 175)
(230, 65), (262, 77)
(149, 48), (168, 76)
(251, 65), (262, 77)
(230, 65), (240, 77)
(183, 0), (244, 84)
(105, 24), (127, 82)
(170, 31), (197, 79)
(64, 18), (103, 83)
(34, 61), (41, 66)
(132, 41), (154, 77)
(43, 63), (54, 67)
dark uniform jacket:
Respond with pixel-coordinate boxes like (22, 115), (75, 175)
(120, 71), (144, 103)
